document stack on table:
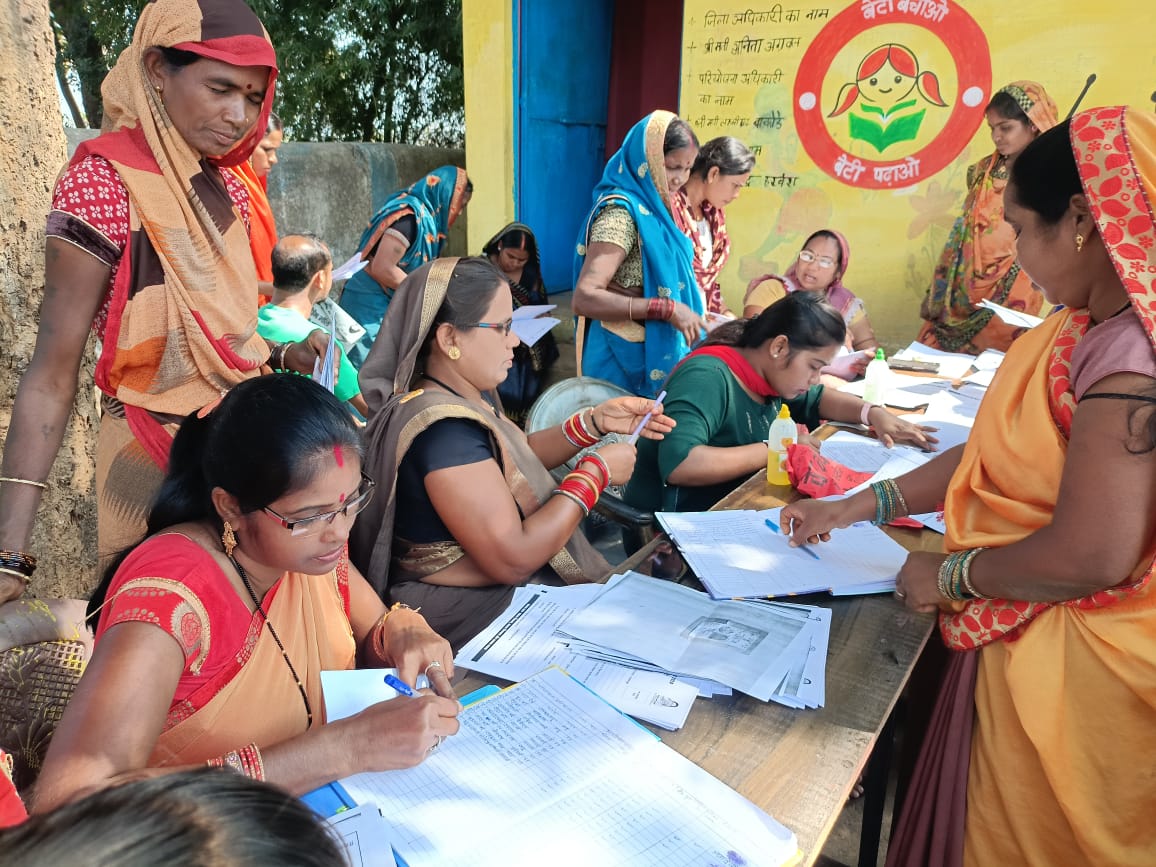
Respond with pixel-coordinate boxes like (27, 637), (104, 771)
(339, 667), (801, 867)
(656, 508), (908, 598)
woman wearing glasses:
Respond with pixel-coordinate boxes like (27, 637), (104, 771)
(351, 257), (674, 650)
(35, 375), (460, 812)
(743, 230), (878, 378)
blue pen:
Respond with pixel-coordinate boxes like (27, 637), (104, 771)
(764, 517), (821, 560)
(383, 673), (417, 697)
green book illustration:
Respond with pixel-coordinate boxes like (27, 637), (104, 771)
(848, 107), (927, 153)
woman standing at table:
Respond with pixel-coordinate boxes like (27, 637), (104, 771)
(351, 257), (672, 650)
(571, 111), (704, 397)
(917, 81), (1057, 354)
(0, 0), (327, 598)
(623, 292), (933, 516)
(671, 136), (755, 317)
(340, 166), (472, 366)
(34, 375), (459, 812)
(782, 108), (1156, 867)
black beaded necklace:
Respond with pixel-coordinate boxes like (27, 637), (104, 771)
(229, 554), (313, 729)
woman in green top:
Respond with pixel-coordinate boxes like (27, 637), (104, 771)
(624, 292), (936, 515)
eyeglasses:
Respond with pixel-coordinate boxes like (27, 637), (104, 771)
(798, 250), (838, 269)
(262, 473), (376, 537)
(466, 318), (514, 337)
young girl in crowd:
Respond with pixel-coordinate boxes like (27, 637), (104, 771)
(34, 375), (459, 812)
(672, 136), (755, 317)
(625, 292), (933, 515)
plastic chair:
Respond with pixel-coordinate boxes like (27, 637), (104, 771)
(525, 376), (654, 532)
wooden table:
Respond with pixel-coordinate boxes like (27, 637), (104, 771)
(456, 469), (942, 867)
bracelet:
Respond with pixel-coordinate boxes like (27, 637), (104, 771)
(585, 407), (606, 437)
(579, 452), (612, 486)
(0, 567), (30, 585)
(870, 478), (909, 525)
(645, 298), (676, 321)
(0, 554), (35, 579)
(860, 403), (881, 426)
(556, 467), (603, 514)
(370, 602), (422, 663)
(271, 342), (291, 371)
(0, 477), (48, 490)
(627, 298), (636, 322)
(575, 407), (602, 443)
(561, 410), (600, 449)
(553, 487), (591, 516)
(937, 548), (988, 601)
(207, 743), (265, 781)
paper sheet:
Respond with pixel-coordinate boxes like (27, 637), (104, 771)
(320, 669), (429, 722)
(510, 303), (561, 347)
(332, 251), (370, 281)
(979, 299), (1044, 329)
(326, 805), (398, 867)
(339, 668), (798, 867)
(821, 431), (905, 473)
(823, 348), (870, 380)
(891, 342), (977, 380)
(840, 371), (953, 409)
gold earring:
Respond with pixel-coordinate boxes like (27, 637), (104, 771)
(153, 83), (162, 95)
(221, 521), (237, 557)
(1075, 233), (1085, 253)
(447, 346), (461, 360)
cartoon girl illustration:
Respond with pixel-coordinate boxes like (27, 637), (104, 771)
(829, 43), (948, 153)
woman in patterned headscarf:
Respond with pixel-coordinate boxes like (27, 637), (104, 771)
(0, 0), (329, 600)
(784, 106), (1156, 867)
(918, 81), (1058, 353)
(339, 166), (472, 367)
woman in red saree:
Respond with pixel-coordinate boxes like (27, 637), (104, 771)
(35, 375), (459, 811)
(783, 106), (1156, 866)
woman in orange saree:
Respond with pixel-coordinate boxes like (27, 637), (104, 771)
(783, 106), (1156, 866)
(232, 111), (284, 300)
(918, 82), (1058, 353)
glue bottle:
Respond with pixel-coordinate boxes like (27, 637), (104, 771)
(862, 348), (890, 406)
(766, 405), (796, 486)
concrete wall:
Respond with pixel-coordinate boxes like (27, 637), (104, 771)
(64, 130), (468, 265)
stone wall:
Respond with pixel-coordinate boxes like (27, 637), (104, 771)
(65, 131), (469, 265)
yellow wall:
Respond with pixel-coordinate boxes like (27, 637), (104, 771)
(680, 0), (1154, 349)
(463, 0), (517, 253)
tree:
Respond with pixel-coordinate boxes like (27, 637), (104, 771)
(1, 0), (99, 598)
(49, 0), (464, 145)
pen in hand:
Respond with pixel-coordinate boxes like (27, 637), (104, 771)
(764, 517), (821, 560)
(383, 674), (417, 697)
(628, 390), (667, 445)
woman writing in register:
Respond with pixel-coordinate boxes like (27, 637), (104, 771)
(35, 376), (459, 811)
(351, 257), (673, 649)
(624, 292), (934, 515)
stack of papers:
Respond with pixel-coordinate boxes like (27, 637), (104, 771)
(455, 581), (701, 730)
(656, 508), (908, 598)
(558, 572), (829, 705)
(339, 668), (800, 867)
(890, 341), (977, 380)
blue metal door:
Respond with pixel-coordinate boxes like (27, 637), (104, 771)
(515, 0), (614, 291)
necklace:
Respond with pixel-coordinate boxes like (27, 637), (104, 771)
(422, 373), (499, 418)
(228, 554), (313, 729)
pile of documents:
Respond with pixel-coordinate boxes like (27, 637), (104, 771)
(656, 508), (909, 598)
(337, 668), (800, 867)
(456, 571), (832, 718)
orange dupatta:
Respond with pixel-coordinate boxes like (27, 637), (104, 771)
(231, 161), (278, 284)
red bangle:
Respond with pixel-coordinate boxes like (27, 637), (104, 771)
(646, 298), (675, 321)
(562, 410), (600, 449)
(578, 453), (612, 487)
(558, 472), (600, 512)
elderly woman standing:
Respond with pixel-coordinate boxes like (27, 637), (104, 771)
(572, 111), (704, 397)
(783, 108), (1156, 867)
(352, 257), (672, 649)
(0, 0), (326, 603)
(671, 136), (755, 317)
(918, 81), (1058, 353)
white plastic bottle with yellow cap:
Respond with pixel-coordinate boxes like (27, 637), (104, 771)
(766, 405), (796, 486)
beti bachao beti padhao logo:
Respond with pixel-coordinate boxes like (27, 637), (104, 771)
(794, 0), (991, 189)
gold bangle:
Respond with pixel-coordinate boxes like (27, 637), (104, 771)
(627, 298), (635, 322)
(0, 567), (30, 585)
(0, 477), (48, 490)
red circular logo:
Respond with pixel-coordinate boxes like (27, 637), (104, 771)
(794, 0), (991, 189)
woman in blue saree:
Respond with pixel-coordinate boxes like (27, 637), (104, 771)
(572, 112), (704, 397)
(340, 165), (472, 366)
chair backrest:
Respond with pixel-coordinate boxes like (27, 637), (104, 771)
(525, 376), (634, 435)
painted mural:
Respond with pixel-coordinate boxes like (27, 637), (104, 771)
(680, 0), (1152, 346)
